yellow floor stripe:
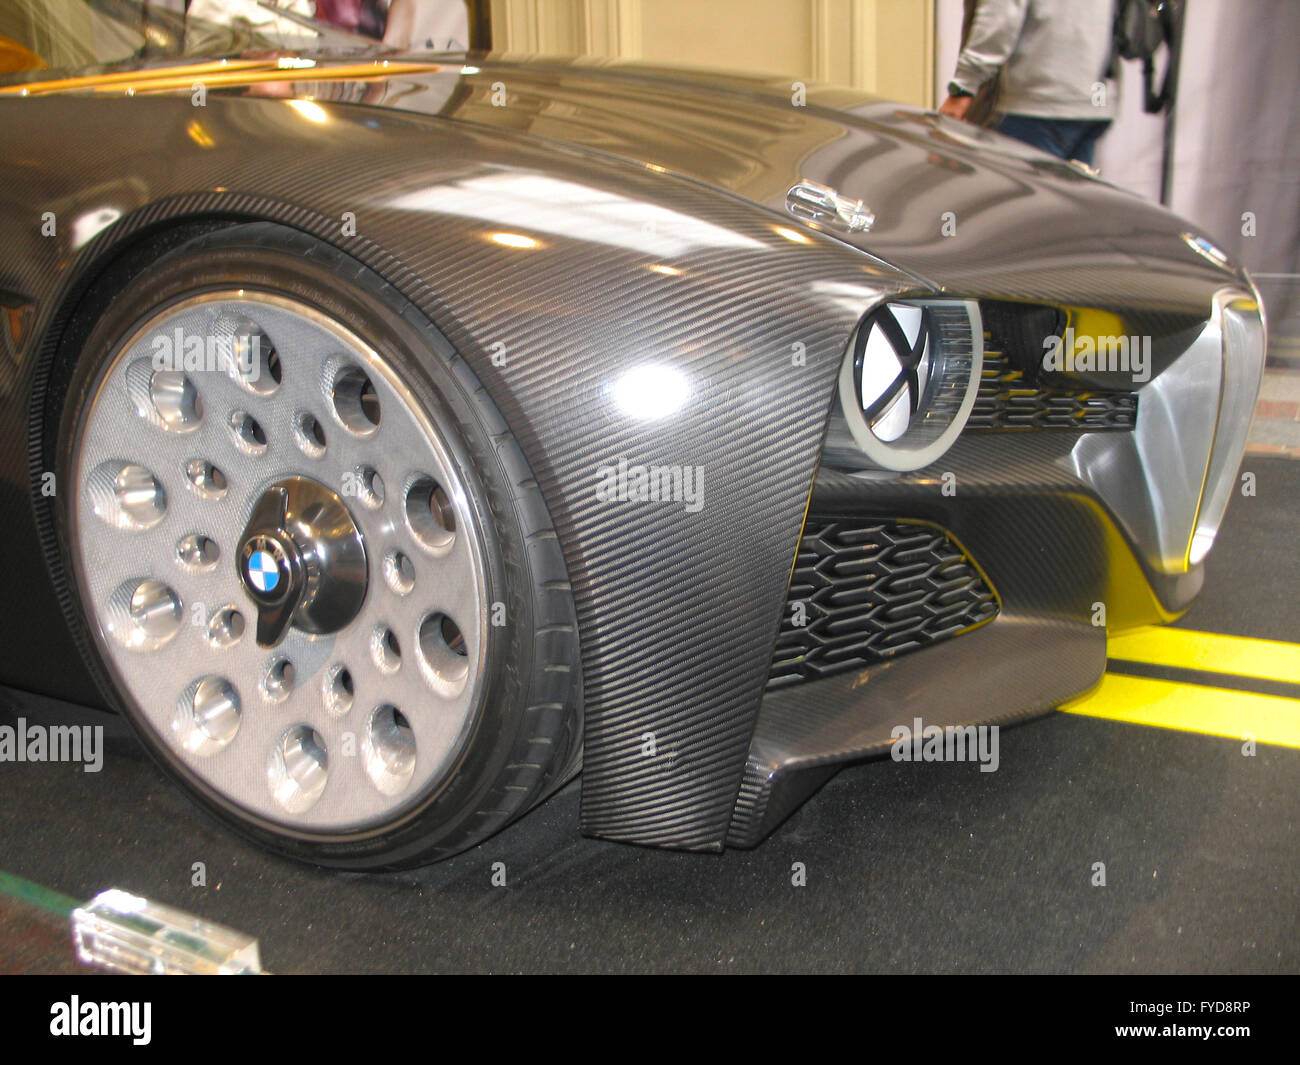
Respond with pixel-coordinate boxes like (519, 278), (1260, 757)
(1062, 673), (1300, 749)
(1108, 627), (1300, 685)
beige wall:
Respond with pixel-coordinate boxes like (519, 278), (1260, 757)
(488, 0), (935, 108)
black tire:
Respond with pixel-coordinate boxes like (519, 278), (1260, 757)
(52, 222), (582, 869)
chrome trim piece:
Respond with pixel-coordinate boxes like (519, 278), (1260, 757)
(1065, 286), (1264, 577)
(1191, 288), (1268, 565)
(786, 179), (875, 233)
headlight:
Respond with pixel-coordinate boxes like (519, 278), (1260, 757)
(1189, 288), (1267, 565)
(838, 299), (983, 471)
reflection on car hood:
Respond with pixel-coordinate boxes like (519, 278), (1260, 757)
(361, 55), (1241, 326)
(8, 50), (1243, 326)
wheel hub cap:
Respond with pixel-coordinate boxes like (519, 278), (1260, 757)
(237, 477), (367, 647)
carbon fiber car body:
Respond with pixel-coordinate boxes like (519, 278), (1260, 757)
(0, 50), (1263, 851)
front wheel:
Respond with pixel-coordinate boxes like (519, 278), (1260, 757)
(53, 223), (582, 869)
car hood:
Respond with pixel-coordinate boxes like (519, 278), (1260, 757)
(364, 55), (1244, 328)
(8, 51), (1245, 329)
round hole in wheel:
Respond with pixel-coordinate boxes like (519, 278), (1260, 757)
(417, 612), (470, 696)
(125, 359), (204, 433)
(177, 533), (220, 571)
(262, 657), (295, 703)
(149, 369), (204, 432)
(217, 318), (280, 396)
(228, 409), (267, 455)
(270, 725), (328, 813)
(382, 548), (415, 595)
(206, 606), (245, 648)
(371, 624), (401, 673)
(173, 677), (241, 756)
(62, 228), (577, 867)
(363, 705), (416, 796)
(331, 364), (381, 436)
(105, 578), (182, 651)
(404, 476), (456, 553)
(293, 410), (326, 458)
(185, 458), (227, 499)
(87, 461), (166, 530)
(323, 664), (355, 717)
(353, 464), (384, 509)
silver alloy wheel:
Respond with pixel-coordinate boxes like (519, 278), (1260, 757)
(71, 292), (488, 832)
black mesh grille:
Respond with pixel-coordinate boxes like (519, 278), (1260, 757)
(768, 519), (999, 689)
(967, 350), (1138, 431)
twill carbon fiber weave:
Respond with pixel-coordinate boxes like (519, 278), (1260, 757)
(725, 431), (1166, 845)
(813, 434), (1177, 608)
(398, 59), (1237, 327)
(1, 92), (912, 849)
(728, 615), (1100, 847)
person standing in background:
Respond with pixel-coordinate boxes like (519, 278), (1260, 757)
(309, 0), (470, 50)
(312, 0), (387, 38)
(383, 0), (470, 52)
(938, 0), (1119, 165)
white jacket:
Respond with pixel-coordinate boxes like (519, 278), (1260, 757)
(952, 0), (1120, 120)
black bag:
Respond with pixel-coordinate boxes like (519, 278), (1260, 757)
(1114, 0), (1167, 60)
(1110, 0), (1180, 113)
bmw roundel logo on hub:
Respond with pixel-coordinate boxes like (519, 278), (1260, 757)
(240, 536), (290, 600)
(247, 549), (280, 594)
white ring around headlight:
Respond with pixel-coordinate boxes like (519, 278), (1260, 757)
(838, 299), (983, 472)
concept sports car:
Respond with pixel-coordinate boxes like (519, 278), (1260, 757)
(0, 3), (1266, 868)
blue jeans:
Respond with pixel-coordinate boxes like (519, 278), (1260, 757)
(995, 114), (1112, 165)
